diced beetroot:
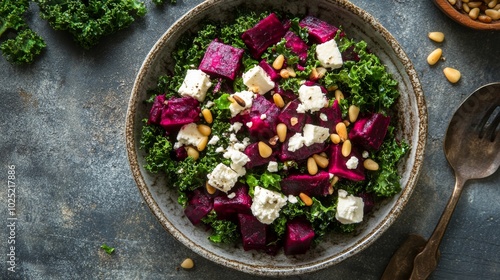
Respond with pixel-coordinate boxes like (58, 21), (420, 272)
(281, 171), (332, 197)
(148, 94), (166, 125)
(199, 40), (244, 80)
(159, 96), (200, 134)
(317, 99), (342, 131)
(259, 60), (281, 81)
(349, 113), (391, 151)
(327, 144), (365, 181)
(284, 31), (308, 64)
(299, 16), (339, 43)
(342, 45), (360, 62)
(238, 214), (268, 251)
(278, 99), (307, 133)
(247, 95), (280, 140)
(214, 185), (252, 220)
(244, 142), (276, 169)
(280, 139), (327, 162)
(284, 218), (315, 255)
(174, 146), (188, 160)
(273, 86), (296, 103)
(184, 189), (213, 225)
(358, 192), (375, 214)
(242, 13), (287, 58)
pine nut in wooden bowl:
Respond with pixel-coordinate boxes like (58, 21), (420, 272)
(433, 0), (500, 30)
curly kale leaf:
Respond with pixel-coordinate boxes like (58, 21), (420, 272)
(152, 0), (176, 6)
(36, 0), (147, 49)
(201, 211), (240, 244)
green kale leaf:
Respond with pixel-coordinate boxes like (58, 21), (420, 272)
(201, 211), (240, 243)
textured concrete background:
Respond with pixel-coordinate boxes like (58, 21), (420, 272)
(1, 0), (499, 279)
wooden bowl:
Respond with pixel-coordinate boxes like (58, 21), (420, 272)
(433, 0), (500, 30)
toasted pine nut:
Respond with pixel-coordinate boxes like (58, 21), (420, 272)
(309, 68), (319, 80)
(336, 122), (348, 141)
(342, 139), (352, 157)
(197, 124), (211, 136)
(307, 157), (318, 175)
(327, 85), (338, 91)
(343, 120), (350, 127)
(428, 32), (445, 43)
(180, 258), (194, 269)
(443, 67), (461, 83)
(427, 48), (442, 66)
(258, 141), (272, 158)
(467, 1), (482, 8)
(463, 3), (471, 12)
(280, 69), (290, 79)
(299, 193), (313, 206)
(348, 105), (360, 123)
(272, 54), (285, 70)
(290, 117), (298, 126)
(479, 15), (493, 22)
(316, 67), (327, 79)
(469, 7), (480, 19)
(334, 89), (344, 101)
(330, 133), (341, 144)
(273, 93), (285, 108)
(485, 9), (500, 19)
(313, 154), (329, 168)
(232, 94), (246, 107)
(186, 146), (199, 160)
(495, 3), (500, 10)
(330, 175), (339, 187)
(363, 159), (380, 171)
(276, 123), (287, 142)
(286, 67), (297, 77)
(197, 136), (209, 151)
(448, 0), (456, 4)
(202, 109), (213, 124)
(489, 0), (498, 8)
(206, 181), (216, 194)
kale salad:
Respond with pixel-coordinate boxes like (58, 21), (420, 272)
(139, 11), (409, 255)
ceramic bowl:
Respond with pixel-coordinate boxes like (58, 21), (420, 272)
(433, 0), (500, 31)
(126, 0), (427, 276)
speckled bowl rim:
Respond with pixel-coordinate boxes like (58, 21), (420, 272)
(126, 0), (427, 276)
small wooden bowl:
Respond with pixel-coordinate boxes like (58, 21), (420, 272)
(433, 0), (500, 30)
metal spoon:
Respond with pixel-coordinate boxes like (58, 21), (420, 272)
(381, 83), (500, 280)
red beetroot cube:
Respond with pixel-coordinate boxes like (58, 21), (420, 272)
(327, 144), (365, 181)
(284, 218), (315, 255)
(214, 185), (252, 220)
(284, 31), (308, 64)
(299, 16), (339, 43)
(199, 40), (244, 80)
(349, 113), (391, 151)
(159, 96), (200, 134)
(242, 13), (287, 58)
(148, 94), (166, 125)
(280, 171), (332, 197)
(238, 214), (268, 251)
(184, 189), (213, 225)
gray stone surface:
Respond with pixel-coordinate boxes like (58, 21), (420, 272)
(1, 0), (499, 279)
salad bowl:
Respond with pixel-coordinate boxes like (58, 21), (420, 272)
(126, 0), (427, 276)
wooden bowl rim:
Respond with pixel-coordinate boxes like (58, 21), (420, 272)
(433, 0), (500, 31)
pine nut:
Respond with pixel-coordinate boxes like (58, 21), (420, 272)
(180, 258), (194, 269)
(309, 68), (319, 80)
(495, 4), (500, 10)
(363, 158), (380, 171)
(276, 123), (287, 142)
(258, 141), (272, 158)
(336, 122), (348, 141)
(448, 0), (456, 4)
(290, 117), (298, 126)
(299, 193), (313, 206)
(469, 7), (480, 19)
(206, 181), (216, 194)
(443, 67), (461, 83)
(232, 94), (246, 107)
(280, 69), (290, 79)
(462, 0), (469, 2)
(479, 14), (493, 22)
(307, 157), (318, 175)
(273, 93), (285, 108)
(428, 32), (445, 43)
(467, 1), (482, 8)
(186, 146), (200, 160)
(342, 140), (352, 157)
(202, 109), (213, 124)
(463, 3), (471, 12)
(485, 9), (500, 19)
(197, 136), (209, 151)
(348, 105), (360, 123)
(316, 67), (327, 79)
(313, 154), (329, 168)
(286, 67), (297, 77)
(343, 120), (350, 127)
(330, 133), (341, 144)
(334, 89), (344, 101)
(197, 124), (211, 136)
(488, 0), (498, 8)
(427, 48), (442, 66)
(272, 54), (285, 70)
(330, 175), (339, 187)
(327, 85), (338, 91)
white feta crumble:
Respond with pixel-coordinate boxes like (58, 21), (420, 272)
(287, 133), (305, 152)
(250, 186), (287, 224)
(302, 124), (330, 146)
(346, 156), (359, 169)
(208, 135), (220, 145)
(335, 189), (364, 224)
(207, 163), (239, 193)
(288, 195), (298, 204)
(229, 133), (238, 143)
(178, 69), (212, 102)
(229, 122), (243, 133)
(320, 113), (328, 121)
(246, 121), (253, 128)
(227, 192), (236, 199)
(260, 113), (267, 120)
(215, 147), (225, 153)
(267, 161), (278, 173)
(242, 65), (275, 94)
(229, 90), (254, 117)
(223, 147), (250, 169)
(316, 39), (343, 69)
(296, 85), (327, 113)
(177, 168), (184, 174)
(175, 123), (205, 149)
(362, 151), (369, 159)
(205, 100), (215, 108)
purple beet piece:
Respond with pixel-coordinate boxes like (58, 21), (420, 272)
(349, 113), (391, 151)
(184, 189), (213, 225)
(278, 99), (307, 133)
(242, 13), (287, 58)
(342, 45), (360, 62)
(247, 95), (280, 140)
(284, 31), (308, 64)
(214, 185), (252, 219)
(299, 16), (339, 43)
(281, 171), (332, 197)
(159, 96), (200, 134)
(174, 146), (188, 161)
(284, 218), (315, 255)
(238, 213), (268, 251)
(358, 192), (375, 214)
(148, 94), (166, 125)
(317, 99), (342, 131)
(280, 138), (327, 162)
(199, 40), (244, 80)
(273, 85), (296, 103)
(327, 144), (365, 181)
(244, 142), (276, 169)
(259, 60), (281, 81)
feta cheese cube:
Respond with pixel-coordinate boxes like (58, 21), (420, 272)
(267, 161), (278, 172)
(316, 39), (343, 69)
(303, 124), (330, 146)
(296, 85), (327, 113)
(242, 65), (275, 95)
(208, 135), (220, 145)
(287, 133), (305, 152)
(207, 163), (239, 193)
(175, 123), (206, 148)
(178, 69), (212, 102)
(229, 90), (254, 117)
(335, 189), (364, 224)
(251, 186), (287, 224)
(346, 156), (359, 169)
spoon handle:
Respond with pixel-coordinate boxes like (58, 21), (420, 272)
(409, 175), (467, 280)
